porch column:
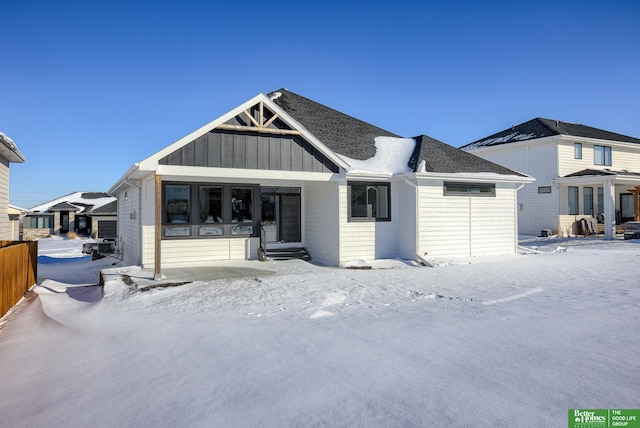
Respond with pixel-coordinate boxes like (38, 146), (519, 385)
(154, 173), (162, 280)
(603, 179), (615, 240)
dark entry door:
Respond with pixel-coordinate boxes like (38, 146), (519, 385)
(280, 194), (301, 243)
(260, 188), (301, 243)
(60, 211), (69, 233)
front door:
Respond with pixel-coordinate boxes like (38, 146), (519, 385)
(261, 188), (301, 243)
(60, 211), (69, 233)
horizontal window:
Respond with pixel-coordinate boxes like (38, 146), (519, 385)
(348, 182), (390, 221)
(444, 182), (496, 196)
(27, 216), (52, 228)
(162, 183), (258, 238)
(538, 186), (552, 194)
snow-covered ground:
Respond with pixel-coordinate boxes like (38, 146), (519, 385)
(1, 236), (639, 427)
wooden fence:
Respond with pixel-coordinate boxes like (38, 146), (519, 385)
(1, 241), (38, 319)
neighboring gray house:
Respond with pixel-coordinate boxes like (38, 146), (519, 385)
(109, 89), (532, 273)
(462, 118), (640, 238)
(24, 192), (117, 240)
(1, 132), (26, 241)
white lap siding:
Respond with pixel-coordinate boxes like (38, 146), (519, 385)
(0, 159), (9, 240)
(418, 180), (517, 258)
(304, 182), (340, 266)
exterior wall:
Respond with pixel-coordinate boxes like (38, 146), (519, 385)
(303, 182), (340, 266)
(418, 179), (517, 258)
(117, 180), (144, 266)
(0, 157), (9, 240)
(558, 139), (640, 176)
(22, 227), (51, 240)
(395, 179), (417, 260)
(468, 140), (557, 236)
(159, 237), (256, 268)
(338, 183), (375, 263)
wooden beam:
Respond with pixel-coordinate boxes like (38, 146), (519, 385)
(216, 123), (301, 135)
(243, 109), (260, 127)
(154, 174), (162, 281)
(263, 113), (279, 128)
(259, 101), (264, 127)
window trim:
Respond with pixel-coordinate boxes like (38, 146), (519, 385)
(162, 182), (259, 239)
(574, 143), (582, 159)
(538, 186), (552, 194)
(594, 145), (612, 166)
(444, 182), (496, 197)
(347, 181), (391, 222)
(568, 186), (579, 215)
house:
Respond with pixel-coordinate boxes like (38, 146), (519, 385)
(8, 204), (25, 240)
(109, 89), (532, 274)
(24, 192), (117, 240)
(1, 132), (26, 241)
(461, 118), (640, 239)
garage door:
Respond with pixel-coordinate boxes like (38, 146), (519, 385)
(98, 220), (117, 238)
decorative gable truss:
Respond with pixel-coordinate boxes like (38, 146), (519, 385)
(159, 100), (340, 173)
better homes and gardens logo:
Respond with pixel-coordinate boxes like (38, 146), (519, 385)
(569, 409), (640, 428)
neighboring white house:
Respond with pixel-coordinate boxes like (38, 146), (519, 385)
(109, 89), (533, 273)
(461, 118), (640, 239)
(1, 132), (26, 241)
(24, 192), (117, 240)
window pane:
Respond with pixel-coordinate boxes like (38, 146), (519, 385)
(199, 186), (222, 223)
(231, 188), (253, 222)
(568, 186), (579, 215)
(597, 187), (604, 215)
(166, 185), (190, 224)
(583, 187), (593, 216)
(594, 145), (603, 165)
(350, 185), (368, 217)
(604, 146), (612, 166)
(574, 143), (582, 159)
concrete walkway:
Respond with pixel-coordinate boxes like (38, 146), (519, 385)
(102, 264), (276, 291)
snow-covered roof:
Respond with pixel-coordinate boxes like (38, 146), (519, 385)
(0, 132), (26, 163)
(462, 118), (640, 150)
(29, 192), (116, 214)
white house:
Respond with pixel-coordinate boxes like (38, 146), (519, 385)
(24, 192), (117, 240)
(109, 89), (532, 275)
(461, 118), (640, 239)
(1, 132), (26, 241)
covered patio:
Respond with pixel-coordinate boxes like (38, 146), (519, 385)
(554, 169), (640, 239)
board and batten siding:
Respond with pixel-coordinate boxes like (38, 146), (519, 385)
(159, 130), (338, 174)
(304, 182), (340, 266)
(0, 158), (9, 240)
(418, 180), (517, 257)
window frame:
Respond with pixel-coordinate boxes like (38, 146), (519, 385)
(574, 143), (582, 159)
(538, 186), (552, 194)
(594, 145), (612, 166)
(162, 182), (259, 239)
(583, 187), (593, 216)
(568, 186), (579, 215)
(347, 181), (391, 222)
(443, 182), (496, 197)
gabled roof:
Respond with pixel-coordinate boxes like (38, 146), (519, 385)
(462, 118), (640, 149)
(411, 135), (527, 176)
(90, 200), (117, 215)
(49, 202), (82, 212)
(269, 89), (401, 160)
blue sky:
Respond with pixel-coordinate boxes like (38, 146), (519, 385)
(2, 0), (639, 208)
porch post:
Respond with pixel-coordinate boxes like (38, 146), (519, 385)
(154, 173), (162, 280)
(603, 179), (615, 240)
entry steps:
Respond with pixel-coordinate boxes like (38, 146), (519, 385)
(262, 247), (311, 261)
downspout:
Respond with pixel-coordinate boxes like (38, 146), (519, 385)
(404, 176), (433, 267)
(124, 178), (143, 266)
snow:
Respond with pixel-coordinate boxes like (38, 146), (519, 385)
(29, 191), (115, 212)
(1, 236), (639, 427)
(342, 136), (415, 175)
